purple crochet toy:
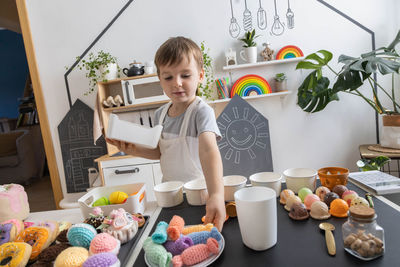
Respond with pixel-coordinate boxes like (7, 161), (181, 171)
(83, 252), (120, 267)
(187, 227), (221, 245)
(163, 235), (194, 256)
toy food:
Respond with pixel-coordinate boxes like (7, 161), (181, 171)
(172, 238), (219, 267)
(298, 187), (313, 202)
(167, 215), (185, 241)
(54, 247), (89, 267)
(102, 208), (138, 244)
(31, 220), (60, 243)
(0, 219), (23, 245)
(187, 227), (221, 245)
(83, 252), (121, 267)
(56, 229), (69, 244)
(329, 199), (349, 217)
(310, 201), (331, 220)
(67, 223), (97, 249)
(304, 194), (320, 210)
(89, 233), (120, 255)
(84, 207), (105, 233)
(109, 191), (128, 204)
(152, 221), (169, 244)
(93, 197), (110, 207)
(37, 243), (71, 263)
(143, 237), (172, 267)
(332, 185), (348, 198)
(225, 202), (237, 217)
(2, 219), (24, 235)
(132, 213), (146, 228)
(182, 224), (214, 235)
(279, 189), (295, 204)
(284, 195), (302, 211)
(350, 196), (369, 208)
(315, 186), (330, 201)
(163, 236), (194, 256)
(58, 221), (72, 234)
(288, 202), (309, 220)
(324, 192), (339, 207)
(0, 242), (32, 267)
(342, 190), (359, 206)
(15, 226), (52, 261)
(0, 184), (30, 221)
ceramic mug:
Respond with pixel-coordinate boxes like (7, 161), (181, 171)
(239, 47), (257, 63)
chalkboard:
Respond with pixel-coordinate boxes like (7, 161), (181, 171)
(58, 99), (107, 193)
(216, 95), (273, 178)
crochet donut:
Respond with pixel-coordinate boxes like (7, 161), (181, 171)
(31, 220), (60, 243)
(0, 242), (32, 267)
(15, 226), (52, 260)
(0, 219), (24, 245)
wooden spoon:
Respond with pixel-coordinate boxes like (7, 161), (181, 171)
(319, 222), (336, 256)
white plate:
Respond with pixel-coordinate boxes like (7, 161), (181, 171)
(144, 231), (225, 267)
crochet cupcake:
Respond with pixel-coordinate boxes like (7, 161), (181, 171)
(84, 207), (105, 233)
(83, 253), (121, 267)
(67, 223), (97, 249)
(89, 233), (120, 255)
(54, 247), (89, 267)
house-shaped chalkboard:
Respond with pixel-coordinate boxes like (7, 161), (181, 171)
(58, 99), (107, 193)
(216, 95), (273, 178)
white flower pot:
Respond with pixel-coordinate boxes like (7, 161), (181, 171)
(240, 47), (257, 63)
(100, 63), (118, 81)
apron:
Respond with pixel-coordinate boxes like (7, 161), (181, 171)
(158, 97), (204, 183)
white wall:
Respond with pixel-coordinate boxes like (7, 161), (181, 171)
(25, 0), (399, 198)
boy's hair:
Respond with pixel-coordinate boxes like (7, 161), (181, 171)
(155, 36), (203, 75)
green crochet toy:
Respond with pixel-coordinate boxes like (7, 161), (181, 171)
(143, 237), (172, 267)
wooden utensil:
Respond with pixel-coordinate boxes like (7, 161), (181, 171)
(319, 222), (336, 256)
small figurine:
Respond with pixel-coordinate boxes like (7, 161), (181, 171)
(225, 48), (237, 66)
(261, 42), (274, 61)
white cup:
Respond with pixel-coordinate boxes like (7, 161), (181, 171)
(239, 47), (257, 63)
(234, 186), (277, 251)
(184, 178), (208, 206)
(249, 172), (282, 197)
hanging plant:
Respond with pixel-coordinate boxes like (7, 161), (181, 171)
(197, 41), (215, 101)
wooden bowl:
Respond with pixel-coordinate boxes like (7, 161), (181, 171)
(318, 167), (349, 190)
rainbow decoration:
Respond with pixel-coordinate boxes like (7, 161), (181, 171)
(230, 74), (271, 98)
(276, 45), (304, 60)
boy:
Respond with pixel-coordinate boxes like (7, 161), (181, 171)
(107, 37), (226, 231)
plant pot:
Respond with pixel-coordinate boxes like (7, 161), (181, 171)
(273, 80), (287, 92)
(100, 63), (118, 81)
(380, 114), (400, 148)
(239, 47), (257, 63)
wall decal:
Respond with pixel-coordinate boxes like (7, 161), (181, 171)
(286, 0), (295, 29)
(229, 0), (240, 38)
(257, 0), (267, 30)
(242, 0), (253, 32)
(271, 0), (284, 36)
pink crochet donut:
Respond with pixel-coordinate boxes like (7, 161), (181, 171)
(89, 233), (121, 255)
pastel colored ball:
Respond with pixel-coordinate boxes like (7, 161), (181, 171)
(304, 194), (321, 210)
(342, 190), (359, 206)
(298, 187), (313, 202)
(329, 198), (349, 217)
(350, 196), (369, 208)
(315, 186), (330, 201)
(93, 197), (110, 207)
(109, 191), (129, 204)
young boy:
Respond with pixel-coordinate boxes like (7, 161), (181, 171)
(107, 37), (226, 231)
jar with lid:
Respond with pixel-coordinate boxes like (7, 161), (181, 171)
(342, 205), (384, 260)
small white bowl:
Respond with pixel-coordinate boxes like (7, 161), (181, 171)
(249, 172), (282, 196)
(154, 181), (184, 207)
(223, 175), (247, 202)
(184, 179), (208, 206)
(283, 168), (317, 193)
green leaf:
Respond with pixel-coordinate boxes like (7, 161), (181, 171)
(296, 50), (332, 70)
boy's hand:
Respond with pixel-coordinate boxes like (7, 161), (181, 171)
(106, 138), (137, 155)
(204, 193), (226, 232)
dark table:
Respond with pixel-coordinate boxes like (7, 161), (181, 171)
(133, 182), (400, 267)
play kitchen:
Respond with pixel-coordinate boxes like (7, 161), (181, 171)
(135, 166), (396, 266)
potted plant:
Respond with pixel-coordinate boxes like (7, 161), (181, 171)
(357, 156), (390, 171)
(74, 50), (121, 95)
(239, 29), (259, 63)
(197, 41), (215, 101)
(273, 73), (287, 92)
(295, 30), (400, 147)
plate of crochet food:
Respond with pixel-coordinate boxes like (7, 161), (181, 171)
(143, 217), (225, 267)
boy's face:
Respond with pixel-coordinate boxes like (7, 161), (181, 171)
(158, 55), (204, 105)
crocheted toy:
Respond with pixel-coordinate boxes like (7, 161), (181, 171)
(30, 261), (53, 267)
(163, 235), (194, 256)
(84, 207), (105, 233)
(93, 197), (110, 207)
(23, 221), (35, 229)
(2, 218), (24, 235)
(0, 223), (16, 245)
(132, 213), (146, 228)
(172, 238), (219, 267)
(151, 221), (168, 244)
(58, 221), (72, 234)
(67, 223), (97, 249)
(83, 252), (121, 267)
(56, 229), (69, 244)
(37, 243), (71, 263)
(31, 220), (60, 242)
(143, 237), (172, 267)
(167, 215), (185, 241)
(89, 233), (120, 255)
(15, 226), (52, 261)
(187, 227), (221, 245)
(54, 247), (89, 267)
(109, 191), (128, 204)
(101, 208), (138, 244)
(0, 184), (30, 221)
(182, 223), (214, 235)
(0, 242), (32, 267)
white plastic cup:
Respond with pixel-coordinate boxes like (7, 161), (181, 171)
(234, 187), (277, 251)
(184, 179), (208, 206)
(223, 175), (247, 202)
(154, 181), (184, 207)
(249, 172), (282, 197)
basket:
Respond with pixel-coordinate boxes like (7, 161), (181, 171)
(318, 167), (349, 190)
(78, 183), (146, 218)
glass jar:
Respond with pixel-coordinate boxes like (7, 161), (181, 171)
(342, 205), (384, 260)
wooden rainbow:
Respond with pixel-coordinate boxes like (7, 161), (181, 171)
(230, 74), (271, 98)
(276, 45), (304, 60)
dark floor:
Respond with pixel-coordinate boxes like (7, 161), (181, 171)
(24, 175), (57, 212)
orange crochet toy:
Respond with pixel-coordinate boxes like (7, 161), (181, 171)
(182, 223), (214, 235)
(167, 215), (185, 241)
(172, 238), (219, 267)
(15, 226), (52, 260)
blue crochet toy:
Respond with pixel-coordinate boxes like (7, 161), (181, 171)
(151, 221), (169, 244)
(143, 237), (172, 267)
(67, 223), (97, 249)
(186, 227), (221, 245)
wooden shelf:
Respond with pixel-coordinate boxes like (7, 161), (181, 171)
(98, 73), (158, 85)
(103, 99), (170, 113)
(207, 91), (291, 105)
(222, 57), (305, 71)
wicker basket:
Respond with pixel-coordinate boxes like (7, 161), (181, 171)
(318, 167), (349, 190)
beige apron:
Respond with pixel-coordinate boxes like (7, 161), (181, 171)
(158, 97), (204, 183)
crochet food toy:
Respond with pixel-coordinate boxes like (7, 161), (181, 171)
(56, 229), (69, 244)
(182, 223), (214, 235)
(31, 220), (60, 243)
(167, 215), (185, 241)
(163, 235), (194, 256)
(152, 221), (169, 244)
(67, 223), (97, 249)
(172, 238), (219, 267)
(0, 184), (30, 222)
(0, 219), (24, 245)
(132, 213), (146, 228)
(187, 227), (222, 245)
(83, 252), (121, 267)
(109, 191), (128, 204)
(58, 221), (72, 234)
(93, 197), (110, 207)
(89, 233), (120, 255)
(143, 237), (172, 267)
(0, 242), (32, 267)
(101, 208), (138, 244)
(84, 207), (105, 233)
(54, 247), (89, 267)
(15, 226), (52, 261)
(36, 243), (71, 263)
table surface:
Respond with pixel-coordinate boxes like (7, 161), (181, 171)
(359, 144), (400, 159)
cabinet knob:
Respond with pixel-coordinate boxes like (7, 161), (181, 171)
(115, 167), (139, 175)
